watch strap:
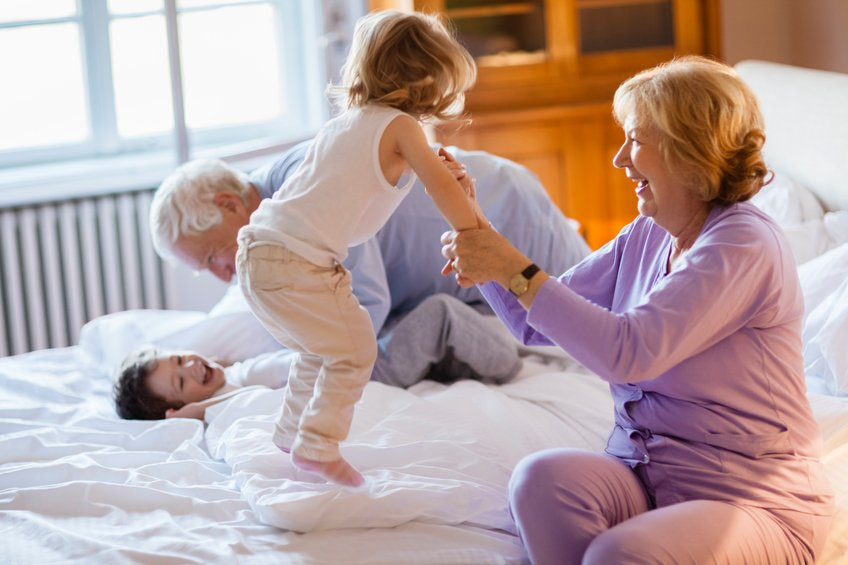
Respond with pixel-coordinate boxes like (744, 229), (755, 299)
(520, 263), (541, 281)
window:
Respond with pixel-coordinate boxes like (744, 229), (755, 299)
(0, 0), (339, 185)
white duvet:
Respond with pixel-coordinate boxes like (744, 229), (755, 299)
(206, 362), (613, 534)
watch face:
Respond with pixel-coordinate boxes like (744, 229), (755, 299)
(509, 274), (529, 296)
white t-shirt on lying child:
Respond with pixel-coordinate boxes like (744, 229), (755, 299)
(197, 351), (296, 422)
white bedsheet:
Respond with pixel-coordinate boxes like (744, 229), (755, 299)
(1, 321), (847, 564)
(206, 363), (612, 534)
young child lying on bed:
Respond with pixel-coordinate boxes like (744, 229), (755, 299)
(113, 294), (522, 420)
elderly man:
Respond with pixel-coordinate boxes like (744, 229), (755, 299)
(149, 142), (589, 385)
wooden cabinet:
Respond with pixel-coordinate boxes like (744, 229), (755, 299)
(370, 0), (717, 248)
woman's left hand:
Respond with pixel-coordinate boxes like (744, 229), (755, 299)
(441, 226), (533, 288)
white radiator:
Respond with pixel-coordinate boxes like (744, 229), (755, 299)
(0, 190), (172, 356)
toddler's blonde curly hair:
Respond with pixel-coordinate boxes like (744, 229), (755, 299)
(329, 10), (476, 123)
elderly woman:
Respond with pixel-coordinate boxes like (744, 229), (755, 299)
(442, 56), (833, 564)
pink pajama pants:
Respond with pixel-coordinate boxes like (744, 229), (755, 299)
(508, 448), (829, 564)
(237, 237), (377, 462)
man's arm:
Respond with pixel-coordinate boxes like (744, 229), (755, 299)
(228, 350), (297, 389)
(248, 140), (312, 198)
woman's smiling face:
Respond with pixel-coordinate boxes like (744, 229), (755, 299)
(145, 351), (226, 406)
(612, 113), (700, 233)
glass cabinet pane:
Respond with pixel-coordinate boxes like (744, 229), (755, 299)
(444, 0), (546, 64)
(579, 0), (674, 54)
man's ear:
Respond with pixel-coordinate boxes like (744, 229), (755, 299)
(212, 191), (244, 214)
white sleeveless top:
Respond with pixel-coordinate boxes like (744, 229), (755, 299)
(243, 104), (416, 267)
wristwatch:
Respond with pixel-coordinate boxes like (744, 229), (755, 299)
(508, 263), (541, 297)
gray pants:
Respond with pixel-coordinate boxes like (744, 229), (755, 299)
(370, 294), (522, 388)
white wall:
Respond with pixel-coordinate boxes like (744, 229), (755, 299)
(163, 262), (231, 313)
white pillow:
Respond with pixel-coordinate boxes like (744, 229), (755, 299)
(780, 221), (835, 266)
(751, 171), (825, 225)
(782, 211), (848, 266)
(799, 242), (848, 318)
(803, 277), (848, 396)
(751, 172), (833, 265)
(209, 282), (254, 316)
(825, 210), (848, 243)
(799, 242), (848, 395)
(79, 307), (282, 378)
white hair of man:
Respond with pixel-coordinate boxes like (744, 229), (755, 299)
(149, 159), (252, 263)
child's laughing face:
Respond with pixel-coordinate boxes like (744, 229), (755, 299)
(146, 351), (226, 406)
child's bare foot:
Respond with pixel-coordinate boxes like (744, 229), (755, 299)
(271, 425), (294, 454)
(291, 452), (364, 487)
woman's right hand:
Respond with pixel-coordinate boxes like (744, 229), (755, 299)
(441, 226), (533, 288)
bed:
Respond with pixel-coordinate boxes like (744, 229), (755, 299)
(2, 60), (847, 564)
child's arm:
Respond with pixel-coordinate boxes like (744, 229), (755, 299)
(164, 389), (243, 420)
(228, 351), (296, 389)
(165, 399), (213, 420)
(437, 147), (488, 227)
(388, 116), (484, 231)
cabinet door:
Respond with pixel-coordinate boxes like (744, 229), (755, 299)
(575, 0), (704, 73)
(413, 0), (568, 85)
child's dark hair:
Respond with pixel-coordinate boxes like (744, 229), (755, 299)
(113, 347), (183, 420)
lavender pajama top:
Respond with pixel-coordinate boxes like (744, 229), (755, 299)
(481, 202), (833, 519)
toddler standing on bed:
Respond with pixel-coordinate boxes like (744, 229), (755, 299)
(236, 10), (482, 487)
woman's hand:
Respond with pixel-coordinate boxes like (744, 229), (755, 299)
(441, 226), (533, 288)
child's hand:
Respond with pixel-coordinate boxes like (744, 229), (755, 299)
(166, 401), (208, 421)
(211, 356), (235, 368)
(437, 148), (473, 195)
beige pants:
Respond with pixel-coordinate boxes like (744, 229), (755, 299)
(236, 236), (377, 462)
